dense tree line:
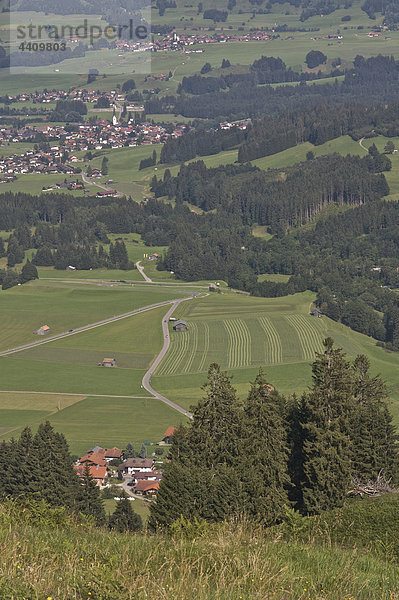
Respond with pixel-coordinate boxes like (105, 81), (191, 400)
(146, 54), (399, 124)
(139, 150), (157, 170)
(0, 260), (38, 290)
(150, 345), (398, 528)
(362, 0), (399, 26)
(203, 8), (228, 21)
(239, 102), (399, 162)
(160, 126), (246, 163)
(160, 98), (399, 166)
(49, 99), (87, 123)
(0, 422), (105, 524)
(247, 200), (399, 344)
(153, 155), (388, 230)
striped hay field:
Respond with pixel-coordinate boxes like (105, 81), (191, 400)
(156, 293), (332, 376)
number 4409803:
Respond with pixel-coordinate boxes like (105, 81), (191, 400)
(19, 42), (66, 51)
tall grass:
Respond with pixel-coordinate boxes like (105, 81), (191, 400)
(0, 497), (398, 599)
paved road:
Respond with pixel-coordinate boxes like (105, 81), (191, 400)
(135, 260), (153, 283)
(41, 276), (208, 289)
(141, 298), (194, 419)
(0, 297), (189, 358)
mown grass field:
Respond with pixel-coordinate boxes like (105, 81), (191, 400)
(155, 291), (355, 377)
(0, 279), (184, 350)
(0, 392), (182, 456)
(0, 296), (188, 398)
(47, 395), (183, 455)
(153, 291), (399, 427)
(0, 393), (84, 439)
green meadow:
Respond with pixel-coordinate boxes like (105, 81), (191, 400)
(153, 291), (399, 427)
(0, 279), (186, 350)
(46, 395), (183, 455)
(0, 393), (182, 454)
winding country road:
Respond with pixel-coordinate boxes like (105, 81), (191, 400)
(135, 260), (153, 283)
(141, 298), (193, 419)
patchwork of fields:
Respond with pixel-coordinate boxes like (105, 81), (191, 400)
(3, 283), (399, 449)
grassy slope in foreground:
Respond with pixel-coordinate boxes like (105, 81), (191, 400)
(0, 494), (398, 600)
(153, 291), (399, 426)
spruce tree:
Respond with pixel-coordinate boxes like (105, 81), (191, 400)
(13, 427), (42, 497)
(0, 437), (16, 498)
(351, 355), (399, 483)
(148, 426), (201, 529)
(188, 363), (242, 469)
(32, 422), (81, 508)
(123, 442), (136, 459)
(20, 260), (38, 283)
(75, 463), (106, 525)
(297, 339), (353, 515)
(241, 371), (290, 525)
(149, 364), (243, 528)
(109, 495), (142, 532)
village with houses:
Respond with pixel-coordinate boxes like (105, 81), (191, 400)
(73, 427), (177, 499)
(0, 117), (187, 185)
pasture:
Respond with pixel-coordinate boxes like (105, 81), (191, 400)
(0, 279), (186, 350)
(46, 395), (184, 455)
(252, 135), (365, 171)
(86, 145), (238, 198)
(360, 136), (399, 200)
(0, 393), (84, 438)
(0, 393), (183, 455)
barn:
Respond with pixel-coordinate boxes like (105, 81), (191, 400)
(33, 325), (50, 335)
(173, 320), (187, 331)
(100, 358), (116, 367)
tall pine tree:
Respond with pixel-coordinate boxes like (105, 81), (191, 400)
(75, 463), (106, 525)
(297, 339), (353, 514)
(241, 371), (290, 525)
(350, 355), (399, 483)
